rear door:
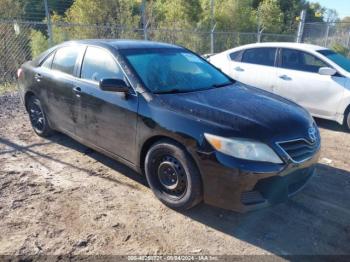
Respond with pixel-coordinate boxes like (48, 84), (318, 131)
(210, 50), (243, 79)
(274, 48), (346, 118)
(40, 46), (84, 134)
(230, 47), (277, 93)
(74, 46), (138, 162)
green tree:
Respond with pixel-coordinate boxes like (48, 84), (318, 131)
(65, 0), (140, 39)
(256, 0), (284, 34)
(66, 0), (139, 26)
(151, 0), (202, 29)
(278, 0), (304, 33)
(0, 0), (22, 19)
(217, 0), (255, 31)
(30, 29), (49, 57)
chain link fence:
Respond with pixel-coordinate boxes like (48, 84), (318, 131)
(0, 19), (295, 92)
(303, 22), (350, 56)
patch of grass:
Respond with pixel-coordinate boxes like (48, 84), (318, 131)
(0, 83), (18, 95)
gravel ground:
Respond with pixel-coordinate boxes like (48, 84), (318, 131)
(0, 92), (349, 258)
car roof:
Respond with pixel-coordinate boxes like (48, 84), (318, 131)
(34, 39), (184, 66)
(60, 39), (180, 50)
(222, 42), (328, 54)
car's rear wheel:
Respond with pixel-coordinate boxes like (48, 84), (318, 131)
(144, 140), (202, 210)
(27, 95), (53, 137)
(344, 107), (350, 131)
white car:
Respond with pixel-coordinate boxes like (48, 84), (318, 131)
(208, 42), (350, 130)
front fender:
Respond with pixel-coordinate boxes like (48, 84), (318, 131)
(337, 83), (350, 122)
(135, 95), (230, 175)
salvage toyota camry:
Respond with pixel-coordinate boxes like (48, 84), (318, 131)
(18, 40), (321, 212)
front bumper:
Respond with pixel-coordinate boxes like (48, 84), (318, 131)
(196, 149), (320, 213)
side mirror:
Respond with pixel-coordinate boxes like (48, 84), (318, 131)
(99, 78), (129, 93)
(318, 67), (337, 76)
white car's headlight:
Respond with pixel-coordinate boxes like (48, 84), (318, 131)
(204, 133), (283, 164)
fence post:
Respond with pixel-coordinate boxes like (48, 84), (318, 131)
(257, 7), (261, 43)
(210, 0), (215, 54)
(296, 9), (306, 43)
(141, 0), (147, 40)
(324, 23), (330, 47)
(44, 0), (53, 46)
(346, 31), (350, 48)
(210, 23), (217, 54)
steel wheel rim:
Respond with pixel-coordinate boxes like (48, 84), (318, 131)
(156, 155), (187, 198)
(29, 101), (45, 132)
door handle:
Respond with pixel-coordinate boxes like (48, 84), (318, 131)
(279, 75), (291, 81)
(234, 66), (244, 72)
(34, 73), (42, 82)
(73, 86), (82, 98)
(73, 86), (82, 93)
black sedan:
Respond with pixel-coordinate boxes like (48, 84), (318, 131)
(18, 40), (320, 212)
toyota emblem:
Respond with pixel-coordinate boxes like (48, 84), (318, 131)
(308, 127), (317, 143)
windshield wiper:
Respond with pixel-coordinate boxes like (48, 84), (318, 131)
(154, 89), (183, 94)
(212, 80), (234, 88)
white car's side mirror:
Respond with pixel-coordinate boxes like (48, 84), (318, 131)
(318, 67), (337, 76)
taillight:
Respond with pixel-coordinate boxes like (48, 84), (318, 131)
(17, 68), (23, 79)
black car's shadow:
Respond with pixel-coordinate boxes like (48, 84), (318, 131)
(48, 133), (148, 187)
(46, 133), (350, 255)
(183, 164), (350, 255)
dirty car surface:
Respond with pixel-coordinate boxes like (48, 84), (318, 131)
(18, 40), (320, 212)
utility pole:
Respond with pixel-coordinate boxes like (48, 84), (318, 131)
(296, 9), (306, 43)
(210, 0), (215, 54)
(141, 0), (148, 40)
(44, 0), (53, 46)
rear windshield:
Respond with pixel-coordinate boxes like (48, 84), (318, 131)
(317, 49), (350, 73)
(120, 48), (232, 94)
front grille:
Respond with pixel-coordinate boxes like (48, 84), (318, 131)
(277, 139), (319, 163)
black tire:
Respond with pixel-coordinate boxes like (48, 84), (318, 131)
(144, 140), (202, 210)
(27, 95), (53, 137)
(344, 107), (350, 131)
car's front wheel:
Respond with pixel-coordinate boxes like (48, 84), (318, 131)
(27, 95), (53, 137)
(144, 140), (203, 210)
(344, 107), (350, 131)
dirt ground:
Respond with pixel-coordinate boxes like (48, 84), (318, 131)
(0, 92), (350, 258)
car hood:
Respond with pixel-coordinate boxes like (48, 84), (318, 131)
(155, 83), (314, 143)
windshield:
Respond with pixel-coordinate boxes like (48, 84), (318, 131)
(318, 49), (350, 73)
(121, 48), (232, 93)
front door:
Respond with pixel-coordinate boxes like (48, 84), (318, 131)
(74, 46), (138, 163)
(274, 48), (346, 118)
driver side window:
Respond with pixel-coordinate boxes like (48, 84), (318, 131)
(281, 49), (328, 73)
(81, 46), (124, 82)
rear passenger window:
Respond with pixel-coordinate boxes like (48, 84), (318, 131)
(52, 46), (80, 75)
(81, 46), (124, 82)
(242, 48), (277, 66)
(229, 51), (242, 62)
(281, 49), (328, 73)
(41, 52), (55, 69)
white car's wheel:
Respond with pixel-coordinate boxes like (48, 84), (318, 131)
(344, 108), (350, 131)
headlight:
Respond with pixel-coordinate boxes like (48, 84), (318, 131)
(204, 133), (283, 164)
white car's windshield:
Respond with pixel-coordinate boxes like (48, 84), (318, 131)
(121, 48), (233, 94)
(318, 49), (350, 73)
